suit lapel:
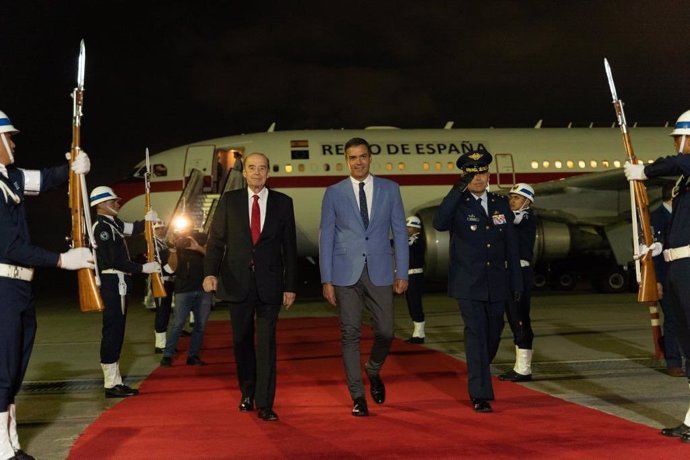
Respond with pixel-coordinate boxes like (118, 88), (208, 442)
(259, 189), (278, 243)
(342, 179), (366, 231)
(237, 189), (252, 244)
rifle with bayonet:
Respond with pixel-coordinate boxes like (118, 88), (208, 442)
(604, 58), (662, 358)
(70, 40), (105, 312)
(144, 148), (167, 298)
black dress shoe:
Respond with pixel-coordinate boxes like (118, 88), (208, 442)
(105, 384), (139, 398)
(405, 337), (425, 344)
(498, 369), (532, 382)
(13, 449), (36, 460)
(367, 373), (386, 404)
(681, 432), (690, 443)
(160, 356), (172, 367)
(154, 347), (164, 354)
(258, 408), (279, 421)
(661, 423), (690, 437)
(186, 355), (207, 366)
(352, 397), (369, 417)
(239, 396), (254, 412)
(472, 399), (493, 413)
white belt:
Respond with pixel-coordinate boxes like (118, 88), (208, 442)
(663, 245), (690, 262)
(0, 263), (34, 281)
(408, 268), (424, 274)
(520, 260), (530, 267)
(101, 269), (129, 275)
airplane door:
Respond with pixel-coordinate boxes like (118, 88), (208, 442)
(494, 153), (516, 189)
(184, 145), (215, 191)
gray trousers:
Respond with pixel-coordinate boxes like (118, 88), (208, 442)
(335, 266), (394, 400)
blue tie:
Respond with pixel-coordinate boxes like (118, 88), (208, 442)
(359, 182), (369, 229)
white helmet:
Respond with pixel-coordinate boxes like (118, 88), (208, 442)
(509, 183), (535, 203)
(89, 186), (119, 207)
(406, 215), (422, 229)
(0, 110), (19, 135)
(670, 110), (690, 136)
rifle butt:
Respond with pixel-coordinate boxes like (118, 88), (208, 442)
(637, 255), (659, 303)
(151, 273), (167, 298)
(78, 269), (105, 313)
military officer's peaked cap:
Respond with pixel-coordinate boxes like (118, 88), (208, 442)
(456, 146), (493, 173)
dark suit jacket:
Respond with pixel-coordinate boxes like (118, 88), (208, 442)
(204, 188), (297, 304)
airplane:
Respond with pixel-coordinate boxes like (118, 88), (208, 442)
(109, 122), (675, 292)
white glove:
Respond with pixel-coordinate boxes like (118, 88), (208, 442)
(635, 242), (663, 260)
(65, 150), (91, 175)
(59, 247), (95, 270)
(624, 161), (647, 181)
(141, 261), (161, 274)
(513, 210), (524, 225)
(145, 209), (158, 222)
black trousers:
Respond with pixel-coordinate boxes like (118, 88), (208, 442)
(666, 259), (690, 361)
(405, 273), (425, 323)
(100, 274), (131, 364)
(505, 266), (534, 349)
(228, 272), (281, 409)
(0, 279), (35, 410)
(154, 280), (175, 333)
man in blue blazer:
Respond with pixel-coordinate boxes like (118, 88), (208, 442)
(433, 147), (522, 413)
(319, 137), (409, 417)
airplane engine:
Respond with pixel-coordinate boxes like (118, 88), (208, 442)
(415, 206), (574, 283)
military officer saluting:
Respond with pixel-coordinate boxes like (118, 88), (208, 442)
(433, 146), (522, 413)
(625, 110), (690, 443)
(0, 110), (93, 460)
(89, 185), (160, 398)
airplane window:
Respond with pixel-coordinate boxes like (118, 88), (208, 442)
(531, 161), (539, 169)
(578, 160), (586, 169)
(153, 164), (167, 177)
(447, 162), (454, 170)
(613, 160), (621, 168)
(323, 163), (330, 171)
(385, 162), (393, 171)
(423, 162), (430, 171)
(542, 161), (550, 168)
(590, 160), (598, 168)
(566, 160), (574, 169)
(298, 164), (305, 172)
(285, 164), (293, 173)
(272, 164), (279, 173)
(336, 163), (343, 172)
(555, 161), (562, 169)
(602, 160), (609, 168)
(398, 162), (405, 171)
(435, 162), (442, 171)
(310, 164), (318, 172)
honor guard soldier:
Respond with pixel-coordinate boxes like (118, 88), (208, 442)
(625, 110), (690, 442)
(89, 185), (160, 398)
(153, 220), (175, 353)
(0, 110), (93, 460)
(499, 183), (537, 382)
(404, 215), (427, 344)
(433, 146), (521, 413)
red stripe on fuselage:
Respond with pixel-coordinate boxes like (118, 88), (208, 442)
(110, 172), (582, 206)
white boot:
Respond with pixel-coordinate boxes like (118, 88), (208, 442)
(155, 331), (167, 350)
(412, 321), (425, 338)
(0, 412), (15, 459)
(515, 348), (533, 376)
(101, 362), (123, 389)
(8, 404), (20, 453)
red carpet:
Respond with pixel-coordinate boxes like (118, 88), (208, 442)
(69, 317), (688, 459)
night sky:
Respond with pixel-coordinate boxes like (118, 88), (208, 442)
(2, 1), (689, 257)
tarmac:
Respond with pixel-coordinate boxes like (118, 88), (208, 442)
(17, 273), (690, 459)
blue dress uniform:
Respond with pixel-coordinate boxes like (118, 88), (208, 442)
(433, 148), (522, 411)
(93, 214), (145, 385)
(406, 229), (426, 324)
(507, 207), (537, 350)
(0, 165), (68, 413)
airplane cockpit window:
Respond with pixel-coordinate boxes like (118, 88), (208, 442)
(153, 164), (168, 177)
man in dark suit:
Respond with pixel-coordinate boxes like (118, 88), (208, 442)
(433, 147), (522, 413)
(204, 152), (297, 422)
(319, 137), (409, 417)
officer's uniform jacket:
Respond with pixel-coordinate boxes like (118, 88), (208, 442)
(515, 208), (537, 264)
(0, 164), (68, 270)
(433, 187), (522, 301)
(408, 232), (425, 275)
(645, 155), (690, 250)
(93, 215), (145, 276)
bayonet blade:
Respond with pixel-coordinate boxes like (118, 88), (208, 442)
(77, 40), (86, 89)
(604, 58), (618, 101)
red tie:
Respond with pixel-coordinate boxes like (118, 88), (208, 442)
(251, 194), (261, 244)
